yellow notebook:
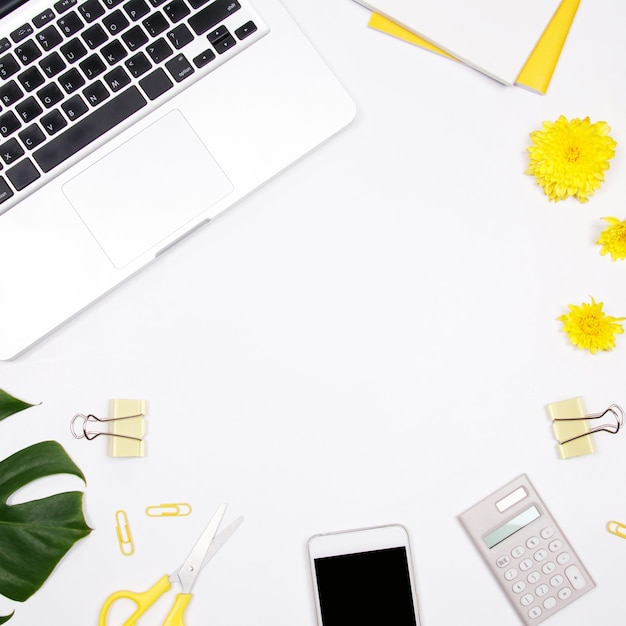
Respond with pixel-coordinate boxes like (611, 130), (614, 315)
(368, 0), (580, 94)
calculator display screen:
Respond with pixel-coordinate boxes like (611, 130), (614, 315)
(483, 505), (540, 549)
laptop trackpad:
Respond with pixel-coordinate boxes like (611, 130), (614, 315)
(63, 109), (233, 268)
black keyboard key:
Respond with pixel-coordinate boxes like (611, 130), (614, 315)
(167, 23), (193, 49)
(139, 66), (172, 99)
(60, 38), (88, 63)
(213, 33), (235, 54)
(57, 11), (84, 37)
(101, 40), (127, 65)
(33, 9), (56, 29)
(15, 40), (42, 65)
(0, 38), (10, 53)
(18, 67), (45, 92)
(82, 23), (108, 49)
(125, 51), (151, 77)
(59, 67), (86, 92)
(0, 80), (23, 106)
(36, 25), (64, 51)
(102, 0), (125, 7)
(19, 123), (46, 149)
(41, 109), (67, 135)
(0, 111), (21, 137)
(188, 0), (209, 9)
(79, 53), (106, 79)
(16, 96), (43, 123)
(121, 25), (148, 51)
(235, 20), (256, 40)
(39, 51), (67, 77)
(163, 0), (190, 23)
(103, 10), (130, 35)
(33, 86), (147, 172)
(192, 47), (214, 68)
(11, 24), (34, 44)
(188, 0), (240, 36)
(62, 94), (89, 120)
(0, 177), (14, 204)
(104, 65), (131, 91)
(124, 0), (150, 21)
(78, 0), (105, 23)
(7, 157), (40, 190)
(55, 0), (79, 14)
(0, 138), (24, 164)
(164, 53), (193, 82)
(37, 82), (64, 108)
(0, 53), (20, 79)
(83, 79), (109, 105)
(142, 11), (168, 37)
(146, 37), (172, 63)
(148, 0), (167, 6)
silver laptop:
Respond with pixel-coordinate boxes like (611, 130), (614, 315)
(0, 0), (355, 359)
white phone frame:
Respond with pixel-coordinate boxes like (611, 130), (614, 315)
(307, 524), (422, 626)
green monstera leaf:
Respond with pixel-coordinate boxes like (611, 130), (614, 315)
(0, 389), (35, 423)
(0, 390), (91, 622)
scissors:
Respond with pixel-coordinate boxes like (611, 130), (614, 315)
(99, 503), (242, 626)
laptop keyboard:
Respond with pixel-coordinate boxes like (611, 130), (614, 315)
(0, 0), (267, 213)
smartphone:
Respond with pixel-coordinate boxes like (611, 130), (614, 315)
(307, 524), (422, 626)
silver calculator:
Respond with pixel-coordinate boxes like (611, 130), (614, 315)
(458, 474), (595, 624)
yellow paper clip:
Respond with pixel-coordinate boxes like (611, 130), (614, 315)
(115, 510), (135, 556)
(145, 503), (193, 517)
(607, 520), (626, 539)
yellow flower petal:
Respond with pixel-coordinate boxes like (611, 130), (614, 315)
(559, 297), (625, 353)
(527, 116), (617, 202)
(597, 216), (626, 261)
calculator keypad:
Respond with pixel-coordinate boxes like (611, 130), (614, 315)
(494, 525), (588, 620)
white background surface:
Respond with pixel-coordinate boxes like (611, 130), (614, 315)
(2, 0), (626, 624)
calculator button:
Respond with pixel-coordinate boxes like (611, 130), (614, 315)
(557, 552), (571, 565)
(543, 596), (557, 610)
(520, 558), (533, 571)
(542, 561), (556, 575)
(541, 526), (555, 540)
(565, 565), (587, 590)
(526, 536), (540, 549)
(520, 593), (534, 606)
(528, 606), (542, 619)
(504, 568), (518, 581)
(550, 574), (564, 587)
(527, 571), (540, 584)
(558, 587), (572, 600)
(496, 556), (510, 568)
(511, 545), (525, 558)
(548, 539), (562, 552)
(534, 549), (548, 562)
(512, 581), (526, 593)
(536, 584), (549, 597)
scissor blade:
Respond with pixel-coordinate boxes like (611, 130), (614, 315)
(201, 515), (243, 569)
(178, 502), (227, 592)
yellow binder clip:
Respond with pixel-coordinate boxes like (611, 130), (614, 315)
(115, 510), (135, 556)
(145, 503), (193, 517)
(70, 399), (147, 457)
(547, 397), (624, 459)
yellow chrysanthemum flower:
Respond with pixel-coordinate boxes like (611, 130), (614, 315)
(558, 297), (625, 353)
(527, 116), (617, 202)
(597, 216), (626, 261)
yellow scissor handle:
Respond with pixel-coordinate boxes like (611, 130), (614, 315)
(163, 593), (192, 626)
(99, 574), (172, 626)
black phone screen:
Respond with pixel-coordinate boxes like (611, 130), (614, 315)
(313, 547), (418, 625)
